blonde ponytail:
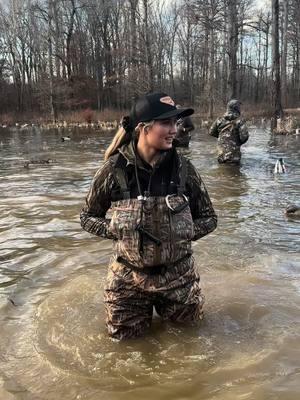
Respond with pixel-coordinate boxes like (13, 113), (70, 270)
(104, 120), (155, 161)
(104, 126), (131, 160)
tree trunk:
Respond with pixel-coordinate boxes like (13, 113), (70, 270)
(129, 0), (138, 99)
(227, 0), (238, 99)
(208, 27), (215, 118)
(66, 0), (76, 81)
(143, 0), (154, 91)
(255, 18), (262, 103)
(271, 0), (284, 130)
(281, 0), (288, 107)
(222, 13), (228, 105)
(53, 1), (61, 79)
(48, 0), (57, 122)
(263, 15), (271, 102)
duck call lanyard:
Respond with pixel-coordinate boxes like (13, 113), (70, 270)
(134, 158), (162, 249)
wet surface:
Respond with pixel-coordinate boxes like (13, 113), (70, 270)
(0, 124), (299, 399)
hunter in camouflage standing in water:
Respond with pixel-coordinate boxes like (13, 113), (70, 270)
(209, 99), (249, 164)
(81, 92), (217, 340)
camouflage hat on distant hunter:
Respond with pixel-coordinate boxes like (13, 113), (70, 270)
(227, 99), (242, 114)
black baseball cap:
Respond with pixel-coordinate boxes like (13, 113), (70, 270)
(130, 92), (194, 127)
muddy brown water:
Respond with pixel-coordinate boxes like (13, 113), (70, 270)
(0, 124), (299, 400)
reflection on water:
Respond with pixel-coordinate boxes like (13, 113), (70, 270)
(0, 126), (299, 399)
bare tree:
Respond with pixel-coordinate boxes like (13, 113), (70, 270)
(281, 0), (288, 107)
(0, 0), (299, 119)
(227, 0), (239, 99)
(271, 0), (283, 130)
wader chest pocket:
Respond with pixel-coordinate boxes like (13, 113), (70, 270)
(166, 195), (194, 241)
(109, 204), (141, 241)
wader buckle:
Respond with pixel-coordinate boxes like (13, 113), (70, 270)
(165, 193), (189, 214)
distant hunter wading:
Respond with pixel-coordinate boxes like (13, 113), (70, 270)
(173, 105), (195, 148)
(80, 92), (217, 340)
(209, 99), (249, 164)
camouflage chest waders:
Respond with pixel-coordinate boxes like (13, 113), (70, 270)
(104, 156), (204, 339)
(217, 121), (241, 164)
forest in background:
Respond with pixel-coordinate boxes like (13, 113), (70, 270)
(0, 0), (299, 122)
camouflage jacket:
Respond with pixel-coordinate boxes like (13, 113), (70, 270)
(209, 112), (249, 145)
(80, 141), (217, 241)
(209, 112), (249, 163)
(174, 116), (195, 147)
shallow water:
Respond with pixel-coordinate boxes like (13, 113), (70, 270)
(0, 124), (299, 400)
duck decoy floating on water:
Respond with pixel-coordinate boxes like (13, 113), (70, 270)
(61, 136), (71, 142)
(24, 159), (54, 168)
(285, 205), (300, 217)
(274, 158), (286, 174)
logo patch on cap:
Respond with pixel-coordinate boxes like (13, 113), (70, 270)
(160, 96), (175, 106)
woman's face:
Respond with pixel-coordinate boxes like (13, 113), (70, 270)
(144, 118), (177, 150)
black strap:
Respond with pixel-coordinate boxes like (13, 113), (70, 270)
(115, 168), (130, 199)
(169, 153), (187, 195)
(177, 155), (187, 195)
(113, 153), (130, 199)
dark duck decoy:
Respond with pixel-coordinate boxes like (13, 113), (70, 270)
(285, 205), (300, 218)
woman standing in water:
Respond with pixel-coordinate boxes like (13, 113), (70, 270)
(80, 92), (217, 340)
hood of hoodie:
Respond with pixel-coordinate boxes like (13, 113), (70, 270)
(225, 99), (241, 118)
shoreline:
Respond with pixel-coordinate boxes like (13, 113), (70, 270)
(0, 107), (299, 134)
